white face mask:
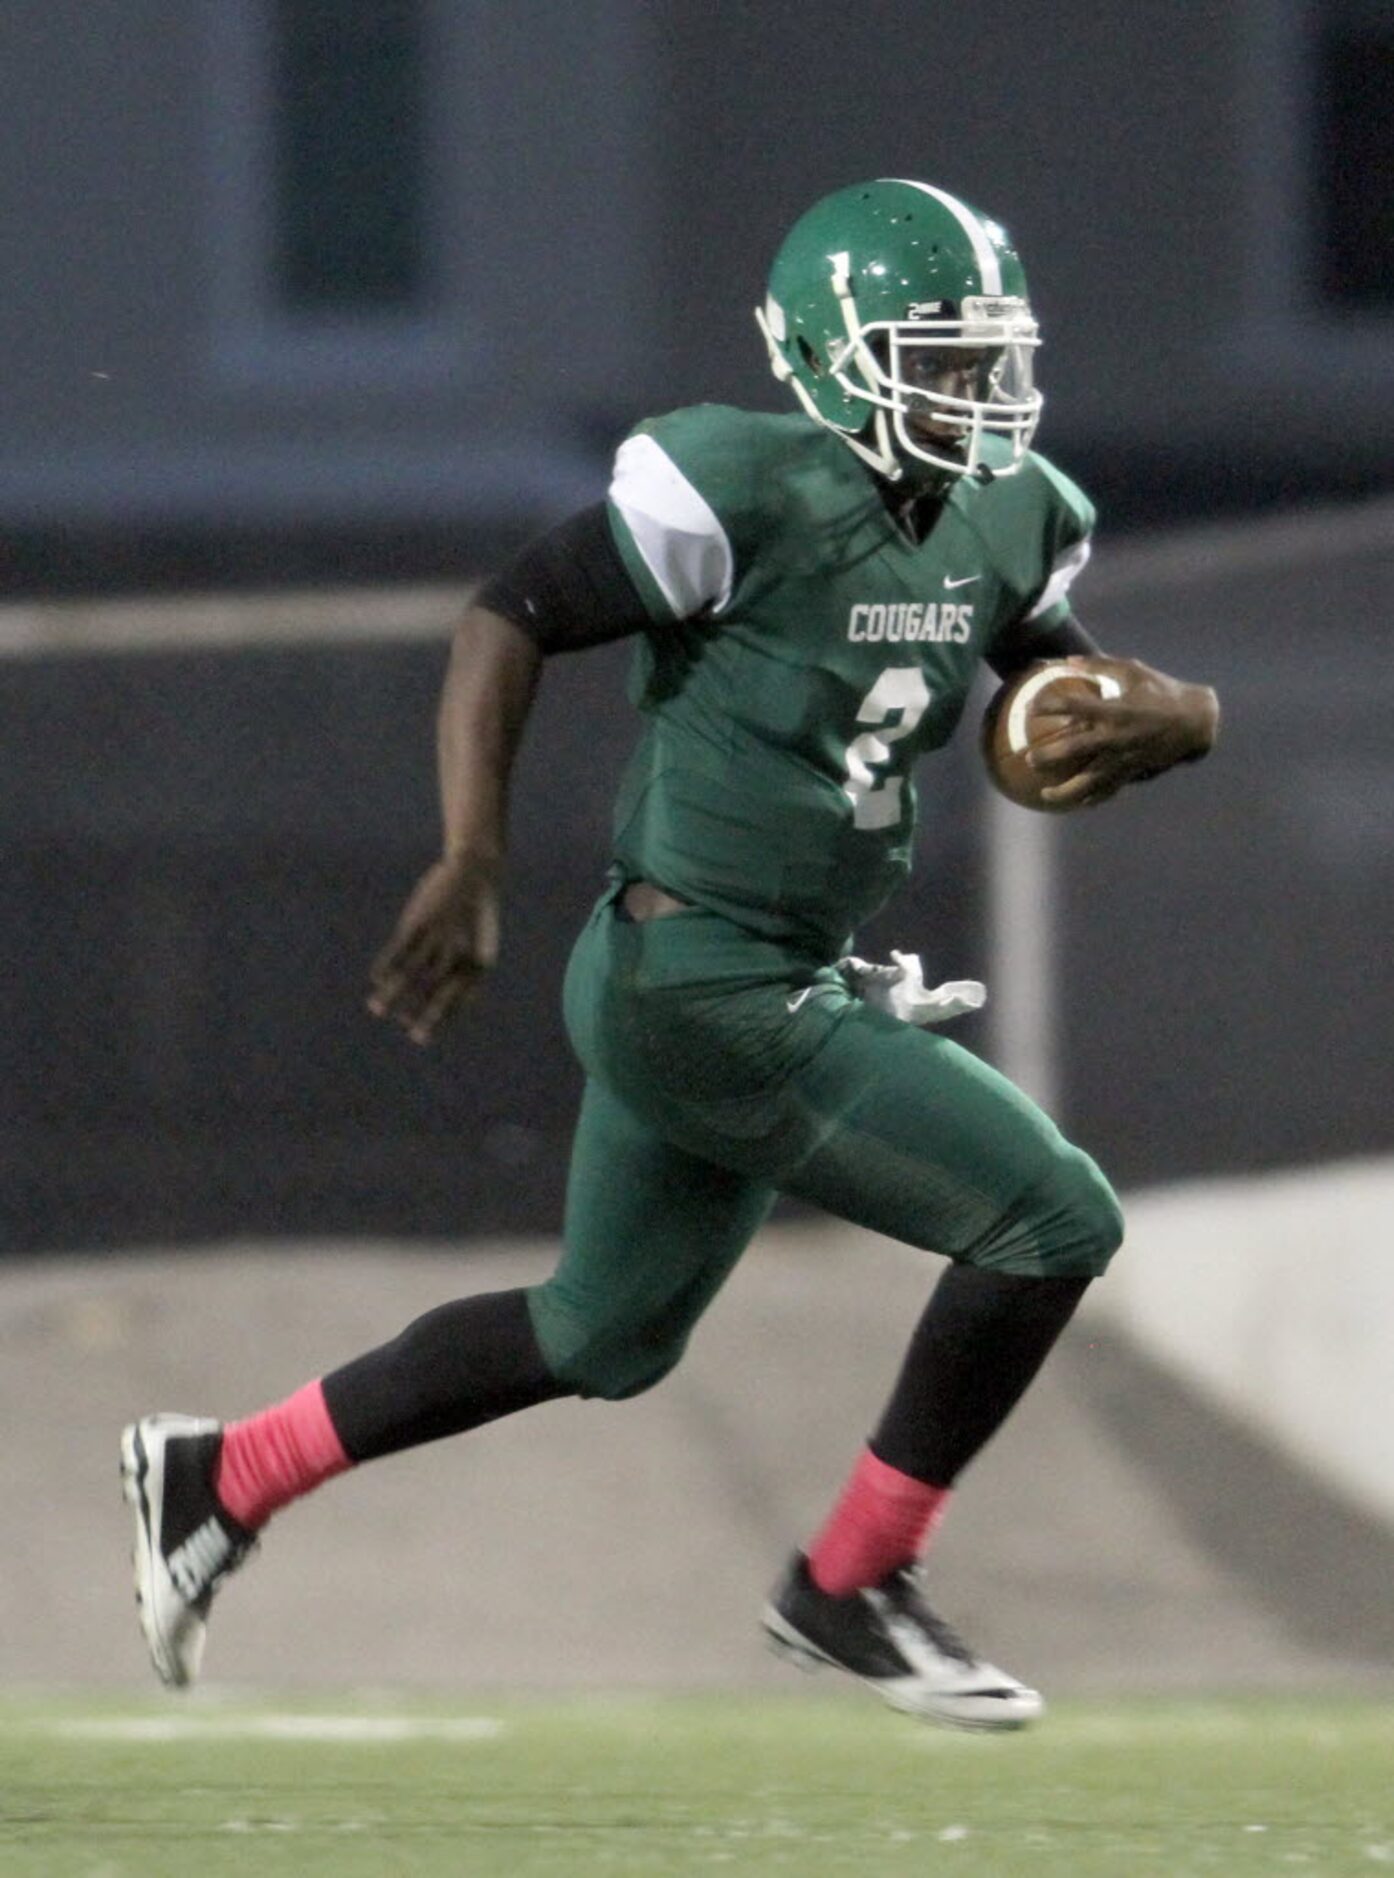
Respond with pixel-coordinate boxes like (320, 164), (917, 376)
(833, 299), (1043, 481)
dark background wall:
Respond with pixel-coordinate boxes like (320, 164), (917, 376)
(0, 635), (984, 1253)
(1059, 516), (1394, 1186)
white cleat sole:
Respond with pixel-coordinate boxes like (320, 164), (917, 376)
(762, 1603), (1043, 1732)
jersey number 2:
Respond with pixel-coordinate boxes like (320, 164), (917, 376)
(842, 666), (931, 831)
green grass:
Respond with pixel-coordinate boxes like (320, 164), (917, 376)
(1, 1690), (1391, 1876)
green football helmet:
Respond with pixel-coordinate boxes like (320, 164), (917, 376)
(756, 178), (1042, 483)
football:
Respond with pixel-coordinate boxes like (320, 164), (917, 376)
(980, 659), (1125, 812)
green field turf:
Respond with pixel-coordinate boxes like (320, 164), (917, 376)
(1, 1690), (1391, 1876)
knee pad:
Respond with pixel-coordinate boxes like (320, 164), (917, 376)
(972, 1145), (1124, 1278)
(526, 1284), (689, 1401)
(1062, 1150), (1126, 1272)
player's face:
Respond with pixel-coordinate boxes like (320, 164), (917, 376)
(898, 345), (1004, 450)
(856, 318), (1039, 481)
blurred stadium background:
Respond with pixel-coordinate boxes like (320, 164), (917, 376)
(2, 0), (1393, 1714)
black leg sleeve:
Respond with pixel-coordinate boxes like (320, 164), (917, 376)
(871, 1265), (1090, 1486)
(320, 1288), (573, 1464)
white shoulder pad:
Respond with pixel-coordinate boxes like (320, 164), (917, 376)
(608, 433), (734, 618)
(1024, 535), (1091, 622)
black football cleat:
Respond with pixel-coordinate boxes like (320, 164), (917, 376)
(120, 1414), (257, 1688)
(762, 1552), (1043, 1730)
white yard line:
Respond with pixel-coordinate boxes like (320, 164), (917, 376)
(42, 1713), (504, 1743)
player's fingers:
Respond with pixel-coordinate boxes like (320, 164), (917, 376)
(369, 977), (433, 1028)
(368, 927), (471, 1018)
(1064, 653), (1142, 686)
(372, 931), (491, 1028)
(1041, 689), (1137, 729)
(1039, 762), (1124, 808)
(371, 904), (491, 1004)
(368, 966), (413, 1020)
(1027, 727), (1109, 774)
(367, 939), (446, 1018)
(368, 923), (440, 1002)
(368, 975), (423, 1029)
(405, 964), (486, 1045)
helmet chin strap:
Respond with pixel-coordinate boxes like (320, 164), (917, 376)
(832, 407), (902, 481)
(826, 255), (902, 479)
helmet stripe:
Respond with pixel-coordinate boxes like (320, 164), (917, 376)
(887, 179), (1004, 295)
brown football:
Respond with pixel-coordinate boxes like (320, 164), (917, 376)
(980, 659), (1125, 812)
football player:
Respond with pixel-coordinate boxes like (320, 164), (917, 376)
(122, 179), (1218, 1725)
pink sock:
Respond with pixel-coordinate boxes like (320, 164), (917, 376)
(214, 1380), (352, 1531)
(805, 1448), (951, 1595)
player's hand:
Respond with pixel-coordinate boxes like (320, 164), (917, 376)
(367, 851), (501, 1045)
(1028, 656), (1220, 809)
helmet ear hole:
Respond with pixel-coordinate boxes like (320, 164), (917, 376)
(796, 335), (824, 377)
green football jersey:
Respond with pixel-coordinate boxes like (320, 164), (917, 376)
(605, 405), (1094, 955)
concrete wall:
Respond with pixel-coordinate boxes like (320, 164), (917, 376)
(1088, 1156), (1394, 1524)
(0, 592), (984, 1255)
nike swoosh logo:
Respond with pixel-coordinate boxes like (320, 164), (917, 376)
(786, 987), (816, 1012)
(943, 574), (980, 589)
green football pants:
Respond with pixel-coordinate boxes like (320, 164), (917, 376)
(528, 885), (1123, 1399)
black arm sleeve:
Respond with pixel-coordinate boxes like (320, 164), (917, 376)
(474, 503), (656, 654)
(987, 610), (1100, 680)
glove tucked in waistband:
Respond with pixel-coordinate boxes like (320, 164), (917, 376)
(837, 950), (986, 1027)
